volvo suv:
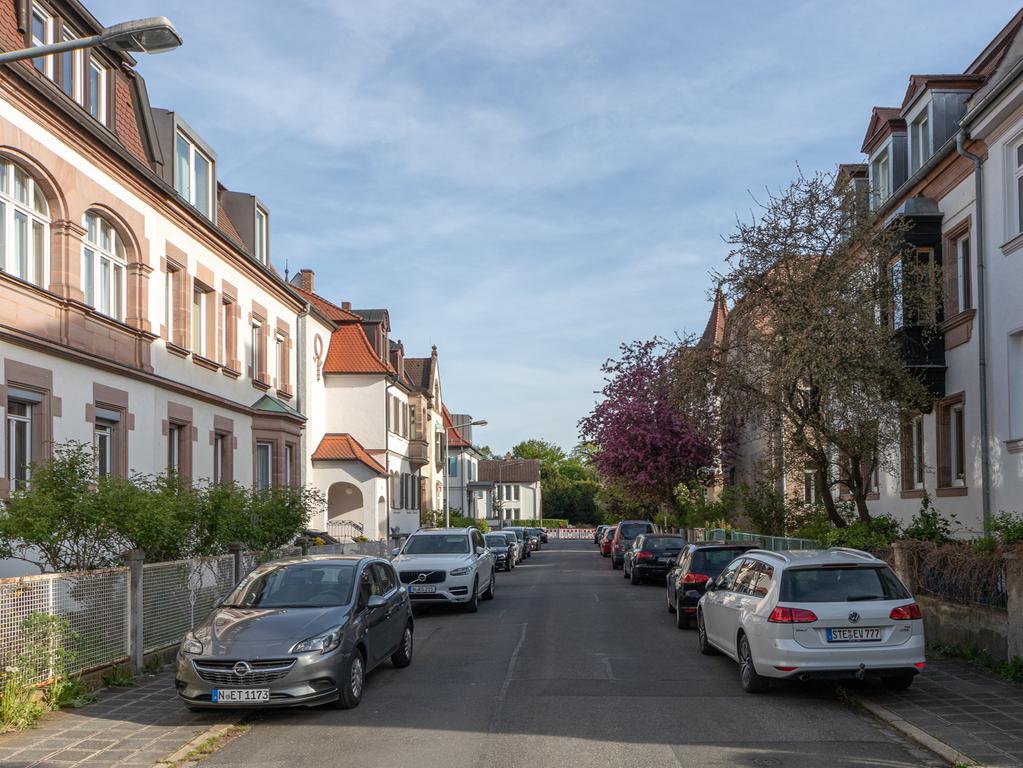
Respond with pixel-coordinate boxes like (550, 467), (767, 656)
(696, 548), (925, 693)
(392, 528), (496, 612)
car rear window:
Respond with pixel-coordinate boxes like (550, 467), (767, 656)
(641, 537), (684, 552)
(619, 522), (652, 538)
(780, 566), (910, 603)
(691, 548), (749, 575)
(485, 535), (509, 547)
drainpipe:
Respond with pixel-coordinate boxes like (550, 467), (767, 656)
(956, 130), (992, 535)
(384, 376), (392, 543)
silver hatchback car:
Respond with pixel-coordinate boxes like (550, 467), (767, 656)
(175, 555), (413, 710)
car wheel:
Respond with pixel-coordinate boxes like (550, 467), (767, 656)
(697, 610), (717, 655)
(738, 633), (769, 693)
(675, 596), (690, 629)
(630, 565), (640, 584)
(505, 561), (512, 572)
(483, 571), (496, 600)
(463, 578), (479, 612)
(881, 673), (915, 691)
(667, 588), (676, 614)
(390, 623), (413, 668)
(335, 649), (365, 709)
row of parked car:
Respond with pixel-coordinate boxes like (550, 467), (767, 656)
(175, 525), (548, 711)
(593, 522), (926, 693)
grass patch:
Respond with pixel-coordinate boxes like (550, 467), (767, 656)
(174, 724), (249, 766)
(102, 664), (135, 688)
(928, 641), (1023, 683)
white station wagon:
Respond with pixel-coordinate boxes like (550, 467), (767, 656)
(695, 547), (925, 693)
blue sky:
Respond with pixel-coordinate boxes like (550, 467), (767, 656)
(91, 1), (1019, 453)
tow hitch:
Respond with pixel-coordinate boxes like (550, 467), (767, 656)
(855, 663), (866, 681)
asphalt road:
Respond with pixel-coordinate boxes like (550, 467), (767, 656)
(203, 538), (942, 768)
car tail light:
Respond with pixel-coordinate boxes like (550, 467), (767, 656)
(768, 606), (818, 623)
(682, 573), (710, 585)
(914, 662), (926, 669)
(774, 666), (798, 672)
(889, 603), (922, 620)
(636, 551), (654, 561)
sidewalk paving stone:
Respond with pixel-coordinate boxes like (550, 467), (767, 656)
(861, 657), (1023, 767)
(0, 669), (233, 768)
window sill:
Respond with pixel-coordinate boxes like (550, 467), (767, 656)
(1005, 439), (1023, 454)
(251, 378), (270, 391)
(935, 485), (968, 497)
(940, 309), (975, 350)
(1000, 231), (1023, 256)
(222, 365), (241, 380)
(192, 354), (220, 372)
(276, 387), (293, 401)
(166, 342), (189, 359)
(900, 489), (925, 500)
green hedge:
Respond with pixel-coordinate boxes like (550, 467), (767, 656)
(507, 518), (570, 529)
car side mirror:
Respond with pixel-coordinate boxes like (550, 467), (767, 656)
(704, 580), (717, 592)
(475, 546), (485, 556)
(367, 595), (387, 609)
(391, 547), (400, 556)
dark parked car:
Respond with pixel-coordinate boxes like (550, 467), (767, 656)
(485, 533), (515, 572)
(526, 528), (544, 550)
(498, 530), (522, 564)
(610, 520), (656, 569)
(623, 534), (685, 584)
(539, 528), (548, 544)
(176, 556), (413, 711)
(505, 527), (531, 559)
(599, 525), (617, 557)
(594, 525), (608, 544)
(665, 543), (756, 628)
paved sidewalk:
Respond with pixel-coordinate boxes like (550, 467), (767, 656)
(0, 670), (231, 768)
(860, 657), (1023, 767)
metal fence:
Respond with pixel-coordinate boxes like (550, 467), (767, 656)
(0, 540), (393, 685)
(913, 545), (1009, 610)
(699, 528), (821, 551)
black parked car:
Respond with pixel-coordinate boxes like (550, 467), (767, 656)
(485, 533), (515, 572)
(610, 520), (656, 569)
(623, 534), (685, 584)
(665, 543), (756, 628)
(594, 525), (608, 544)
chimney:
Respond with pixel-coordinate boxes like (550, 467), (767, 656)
(297, 269), (315, 293)
(341, 301), (352, 311)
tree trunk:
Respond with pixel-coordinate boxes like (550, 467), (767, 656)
(815, 467), (846, 528)
(847, 461), (871, 523)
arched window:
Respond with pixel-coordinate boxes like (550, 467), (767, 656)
(82, 211), (126, 321)
(0, 159), (49, 287)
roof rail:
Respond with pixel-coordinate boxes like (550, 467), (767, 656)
(827, 546), (877, 561)
(745, 549), (790, 563)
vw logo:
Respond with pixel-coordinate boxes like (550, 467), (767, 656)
(848, 612), (861, 623)
(233, 661), (252, 676)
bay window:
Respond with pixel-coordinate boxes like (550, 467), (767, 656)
(0, 160), (49, 287)
(83, 212), (126, 321)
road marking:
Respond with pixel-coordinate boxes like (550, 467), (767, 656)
(593, 592), (600, 602)
(476, 622), (527, 768)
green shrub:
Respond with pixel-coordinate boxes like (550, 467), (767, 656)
(739, 482), (786, 536)
(823, 514), (901, 550)
(1, 613), (78, 732)
(903, 493), (956, 543)
(990, 511), (1023, 545)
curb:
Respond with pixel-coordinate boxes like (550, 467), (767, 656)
(858, 699), (978, 767)
(158, 716), (245, 766)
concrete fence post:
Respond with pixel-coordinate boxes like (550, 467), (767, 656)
(892, 540), (918, 594)
(296, 536), (309, 556)
(1004, 552), (1023, 661)
(228, 543), (243, 584)
(125, 548), (145, 673)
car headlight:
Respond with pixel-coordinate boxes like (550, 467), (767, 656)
(290, 626), (344, 654)
(449, 566), (471, 576)
(181, 636), (203, 656)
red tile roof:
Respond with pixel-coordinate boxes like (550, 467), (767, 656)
(311, 434), (386, 475)
(479, 459), (541, 483)
(323, 323), (390, 375)
(443, 405), (471, 448)
(292, 286), (363, 322)
(404, 358), (432, 391)
(698, 289), (728, 349)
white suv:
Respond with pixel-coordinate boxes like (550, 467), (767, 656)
(695, 548), (925, 693)
(392, 528), (496, 612)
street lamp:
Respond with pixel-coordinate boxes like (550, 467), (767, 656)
(444, 418), (487, 527)
(0, 17), (181, 65)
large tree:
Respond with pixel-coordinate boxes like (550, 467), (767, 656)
(580, 338), (716, 515)
(714, 170), (934, 525)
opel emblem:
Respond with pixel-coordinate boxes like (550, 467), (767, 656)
(848, 612), (861, 623)
(233, 661), (252, 676)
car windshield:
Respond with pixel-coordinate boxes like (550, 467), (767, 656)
(691, 548), (749, 575)
(221, 562), (356, 609)
(619, 522), (651, 539)
(640, 537), (683, 552)
(485, 535), (509, 547)
(780, 566), (911, 603)
(403, 534), (470, 555)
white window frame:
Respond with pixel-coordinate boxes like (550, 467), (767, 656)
(59, 26), (80, 101)
(950, 404), (965, 487)
(275, 333), (286, 388)
(94, 421), (112, 477)
(250, 320), (263, 381)
(168, 424), (180, 473)
(192, 285), (208, 358)
(912, 414), (925, 489)
(213, 433), (224, 483)
(82, 212), (126, 321)
(956, 232), (971, 313)
(86, 57), (106, 123)
(870, 147), (890, 210)
(910, 105), (931, 174)
(1014, 138), (1023, 236)
(174, 131), (213, 217)
(255, 441), (272, 491)
(0, 160), (50, 288)
(6, 400), (32, 491)
(30, 3), (54, 77)
(284, 444), (293, 486)
(254, 207), (268, 265)
(221, 297), (234, 366)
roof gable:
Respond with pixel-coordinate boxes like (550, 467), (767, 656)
(323, 323), (390, 375)
(861, 107), (906, 155)
(311, 434), (386, 475)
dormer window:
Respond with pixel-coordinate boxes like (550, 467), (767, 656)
(175, 131), (213, 218)
(29, 3), (110, 127)
(254, 207), (268, 265)
(870, 149), (890, 210)
(909, 106), (932, 175)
